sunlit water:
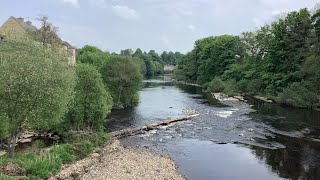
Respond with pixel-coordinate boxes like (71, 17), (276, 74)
(106, 76), (320, 180)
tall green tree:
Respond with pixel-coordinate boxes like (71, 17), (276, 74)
(100, 56), (143, 108)
(0, 36), (75, 157)
(77, 45), (110, 68)
(65, 64), (113, 131)
(196, 35), (243, 84)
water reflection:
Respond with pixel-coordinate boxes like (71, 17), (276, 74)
(250, 137), (320, 180)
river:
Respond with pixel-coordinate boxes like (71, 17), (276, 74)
(106, 76), (320, 180)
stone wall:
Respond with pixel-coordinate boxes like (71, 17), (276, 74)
(0, 17), (26, 35)
(164, 65), (176, 71)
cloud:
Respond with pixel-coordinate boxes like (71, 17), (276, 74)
(61, 0), (79, 6)
(188, 24), (196, 32)
(111, 5), (139, 20)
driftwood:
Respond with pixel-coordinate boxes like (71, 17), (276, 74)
(110, 114), (200, 138)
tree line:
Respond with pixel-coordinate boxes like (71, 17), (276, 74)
(174, 8), (320, 109)
(119, 48), (184, 76)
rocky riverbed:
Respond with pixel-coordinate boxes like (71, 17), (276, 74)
(50, 139), (183, 180)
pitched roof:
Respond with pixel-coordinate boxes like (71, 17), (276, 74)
(11, 16), (38, 32)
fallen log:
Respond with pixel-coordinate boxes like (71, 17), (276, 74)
(110, 114), (200, 138)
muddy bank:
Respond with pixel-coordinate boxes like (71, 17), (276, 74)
(50, 139), (183, 180)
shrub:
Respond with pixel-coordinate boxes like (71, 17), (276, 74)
(277, 82), (320, 108)
(223, 80), (239, 96)
(207, 77), (225, 92)
(49, 144), (75, 164)
(71, 140), (94, 160)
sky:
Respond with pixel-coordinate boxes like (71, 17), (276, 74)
(0, 0), (319, 53)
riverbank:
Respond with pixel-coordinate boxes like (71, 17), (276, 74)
(50, 139), (183, 180)
(173, 79), (320, 111)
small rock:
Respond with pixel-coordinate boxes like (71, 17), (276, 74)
(301, 128), (311, 134)
(239, 133), (244, 137)
(175, 128), (181, 134)
(91, 153), (100, 158)
(149, 130), (157, 134)
(248, 128), (254, 132)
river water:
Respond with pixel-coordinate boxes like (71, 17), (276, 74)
(106, 76), (320, 180)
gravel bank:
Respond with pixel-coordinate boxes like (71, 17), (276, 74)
(50, 139), (184, 180)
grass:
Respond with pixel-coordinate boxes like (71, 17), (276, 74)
(0, 132), (109, 179)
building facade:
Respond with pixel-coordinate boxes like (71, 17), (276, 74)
(0, 16), (76, 65)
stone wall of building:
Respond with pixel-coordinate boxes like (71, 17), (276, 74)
(0, 17), (26, 35)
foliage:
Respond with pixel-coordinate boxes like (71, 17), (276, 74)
(0, 113), (9, 140)
(77, 45), (110, 68)
(0, 132), (107, 179)
(174, 8), (320, 108)
(65, 64), (113, 131)
(277, 82), (320, 108)
(36, 16), (60, 47)
(100, 56), (143, 108)
(0, 36), (75, 157)
(0, 173), (14, 180)
(161, 51), (184, 65)
(70, 140), (94, 160)
(207, 77), (225, 92)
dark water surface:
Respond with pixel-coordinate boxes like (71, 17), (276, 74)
(106, 76), (320, 180)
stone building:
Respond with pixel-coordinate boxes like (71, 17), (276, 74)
(0, 16), (76, 65)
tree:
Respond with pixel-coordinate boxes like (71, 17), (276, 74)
(77, 45), (110, 68)
(0, 36), (75, 157)
(65, 64), (113, 131)
(120, 49), (133, 56)
(37, 16), (60, 47)
(196, 35), (243, 85)
(161, 51), (168, 64)
(100, 56), (143, 108)
(133, 48), (144, 59)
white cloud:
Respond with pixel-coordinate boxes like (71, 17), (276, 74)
(61, 0), (79, 6)
(111, 5), (139, 20)
(188, 24), (196, 32)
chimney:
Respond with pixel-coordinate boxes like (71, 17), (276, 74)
(17, 17), (24, 23)
(26, 21), (32, 26)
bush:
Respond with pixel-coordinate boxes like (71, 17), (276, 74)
(277, 82), (320, 108)
(223, 80), (239, 96)
(207, 77), (225, 92)
(49, 144), (75, 164)
(71, 140), (94, 160)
